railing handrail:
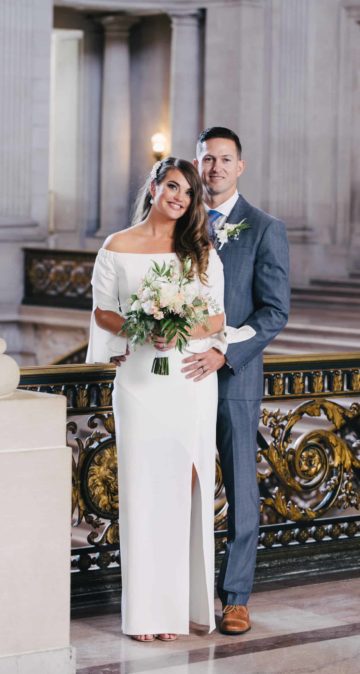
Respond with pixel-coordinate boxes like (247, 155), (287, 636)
(19, 351), (360, 377)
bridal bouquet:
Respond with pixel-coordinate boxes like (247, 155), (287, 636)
(121, 257), (218, 375)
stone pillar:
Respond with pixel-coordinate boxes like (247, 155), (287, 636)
(169, 9), (202, 159)
(98, 14), (137, 236)
(0, 341), (74, 673)
(0, 0), (51, 236)
(204, 2), (267, 207)
(0, 0), (52, 367)
(337, 4), (360, 255)
(267, 0), (310, 235)
(81, 22), (103, 240)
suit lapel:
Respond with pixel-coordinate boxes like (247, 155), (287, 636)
(226, 194), (250, 224)
(216, 194), (252, 262)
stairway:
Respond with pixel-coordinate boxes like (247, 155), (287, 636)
(267, 321), (360, 355)
(267, 274), (360, 355)
(291, 276), (360, 307)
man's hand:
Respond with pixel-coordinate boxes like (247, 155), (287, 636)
(110, 346), (130, 366)
(181, 348), (225, 381)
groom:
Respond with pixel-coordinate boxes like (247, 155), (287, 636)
(182, 127), (290, 634)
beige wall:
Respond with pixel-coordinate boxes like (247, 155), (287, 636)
(0, 0), (359, 363)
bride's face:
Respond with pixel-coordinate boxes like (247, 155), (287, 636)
(151, 168), (193, 220)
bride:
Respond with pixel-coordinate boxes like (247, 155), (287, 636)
(86, 157), (225, 641)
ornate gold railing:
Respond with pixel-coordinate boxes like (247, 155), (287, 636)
(23, 248), (94, 309)
(19, 353), (360, 613)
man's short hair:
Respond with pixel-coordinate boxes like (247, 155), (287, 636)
(197, 127), (242, 158)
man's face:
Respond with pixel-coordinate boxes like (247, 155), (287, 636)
(194, 137), (245, 204)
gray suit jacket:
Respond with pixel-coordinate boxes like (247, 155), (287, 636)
(217, 194), (290, 400)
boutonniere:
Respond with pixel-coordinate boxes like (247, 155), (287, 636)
(216, 219), (251, 250)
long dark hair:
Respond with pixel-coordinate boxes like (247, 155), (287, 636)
(132, 157), (210, 282)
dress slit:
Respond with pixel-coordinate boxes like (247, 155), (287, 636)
(189, 462), (212, 629)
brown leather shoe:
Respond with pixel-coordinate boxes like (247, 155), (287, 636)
(219, 605), (251, 635)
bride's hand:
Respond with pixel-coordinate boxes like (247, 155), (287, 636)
(152, 335), (177, 351)
(110, 345), (130, 366)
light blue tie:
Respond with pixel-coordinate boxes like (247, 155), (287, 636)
(207, 209), (223, 242)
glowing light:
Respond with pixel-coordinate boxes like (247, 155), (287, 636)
(151, 132), (167, 159)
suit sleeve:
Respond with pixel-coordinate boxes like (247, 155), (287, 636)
(225, 218), (290, 374)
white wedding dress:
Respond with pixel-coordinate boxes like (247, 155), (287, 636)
(86, 247), (225, 635)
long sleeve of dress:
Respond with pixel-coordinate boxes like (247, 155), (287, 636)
(189, 249), (255, 354)
(86, 249), (127, 364)
(188, 249), (227, 354)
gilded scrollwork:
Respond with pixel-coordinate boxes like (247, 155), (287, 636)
(86, 443), (118, 518)
(260, 399), (360, 521)
(68, 412), (119, 546)
(24, 248), (94, 309)
(28, 257), (92, 297)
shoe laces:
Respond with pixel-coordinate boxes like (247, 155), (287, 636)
(223, 604), (247, 615)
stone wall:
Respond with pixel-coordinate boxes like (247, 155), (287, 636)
(0, 0), (359, 364)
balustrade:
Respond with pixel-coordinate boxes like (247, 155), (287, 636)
(19, 353), (360, 614)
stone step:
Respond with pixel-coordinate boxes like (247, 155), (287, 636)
(265, 343), (351, 355)
(284, 322), (360, 338)
(269, 335), (360, 354)
(292, 285), (360, 297)
(291, 288), (360, 305)
(275, 332), (360, 346)
(310, 277), (360, 289)
(266, 319), (360, 355)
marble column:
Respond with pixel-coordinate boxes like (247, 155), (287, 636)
(337, 4), (360, 254)
(0, 0), (52, 366)
(0, 0), (51, 237)
(168, 9), (202, 160)
(267, 0), (310, 235)
(99, 14), (137, 235)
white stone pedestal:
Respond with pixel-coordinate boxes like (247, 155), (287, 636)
(0, 390), (75, 674)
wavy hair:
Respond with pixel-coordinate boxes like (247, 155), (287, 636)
(132, 157), (210, 282)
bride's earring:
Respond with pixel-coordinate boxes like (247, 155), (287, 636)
(150, 197), (154, 204)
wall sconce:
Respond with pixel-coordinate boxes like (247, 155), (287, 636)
(151, 132), (167, 161)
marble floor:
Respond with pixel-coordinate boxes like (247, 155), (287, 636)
(72, 576), (360, 674)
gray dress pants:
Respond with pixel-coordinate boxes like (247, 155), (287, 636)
(216, 397), (261, 606)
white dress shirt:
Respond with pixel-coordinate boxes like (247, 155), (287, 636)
(205, 191), (239, 218)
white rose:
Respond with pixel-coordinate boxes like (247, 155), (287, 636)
(131, 299), (141, 311)
(142, 300), (156, 315)
(159, 284), (179, 308)
(171, 291), (185, 313)
(139, 287), (152, 301)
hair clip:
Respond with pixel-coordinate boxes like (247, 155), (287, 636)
(150, 160), (162, 180)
